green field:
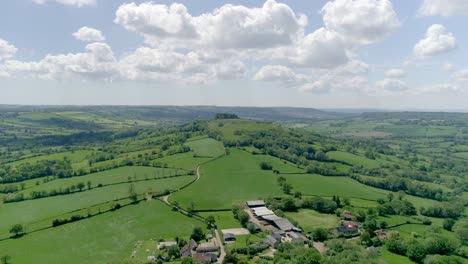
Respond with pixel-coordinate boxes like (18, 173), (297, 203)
(170, 149), (284, 210)
(327, 151), (380, 168)
(0, 201), (202, 264)
(198, 211), (242, 230)
(152, 152), (210, 171)
(185, 138), (225, 157)
(15, 166), (183, 198)
(0, 176), (193, 238)
(380, 248), (415, 264)
(286, 174), (387, 200)
(285, 209), (340, 232)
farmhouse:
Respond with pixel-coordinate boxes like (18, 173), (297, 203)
(272, 218), (296, 232)
(342, 212), (354, 220)
(193, 252), (217, 264)
(180, 239), (199, 257)
(336, 221), (359, 233)
(246, 200), (266, 208)
(263, 235), (280, 249)
(196, 242), (218, 253)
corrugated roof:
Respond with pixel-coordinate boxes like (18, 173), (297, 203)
(273, 218), (295, 231)
(252, 207), (274, 216)
(261, 214), (282, 221)
(246, 200), (265, 207)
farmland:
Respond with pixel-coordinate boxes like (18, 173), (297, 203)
(0, 107), (466, 264)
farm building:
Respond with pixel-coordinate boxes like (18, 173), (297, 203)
(157, 241), (177, 250)
(252, 206), (275, 217)
(342, 212), (354, 220)
(336, 221), (359, 233)
(223, 233), (236, 242)
(196, 242), (218, 253)
(193, 252), (217, 264)
(180, 239), (199, 257)
(246, 200), (266, 208)
(263, 235), (280, 249)
(272, 218), (296, 232)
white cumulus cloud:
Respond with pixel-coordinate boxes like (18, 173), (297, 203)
(385, 69), (405, 78)
(413, 24), (457, 57)
(418, 0), (468, 16)
(254, 65), (307, 85)
(321, 0), (400, 45)
(0, 39), (17, 61)
(114, 0), (307, 50)
(33, 0), (96, 7)
(375, 78), (408, 92)
(73, 27), (105, 42)
(3, 42), (116, 80)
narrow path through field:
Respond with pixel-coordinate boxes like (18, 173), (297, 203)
(160, 162), (226, 264)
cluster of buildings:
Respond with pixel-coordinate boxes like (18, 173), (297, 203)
(246, 200), (305, 249)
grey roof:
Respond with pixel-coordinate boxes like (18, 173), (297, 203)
(246, 200), (266, 207)
(223, 233), (236, 240)
(252, 207), (274, 216)
(273, 218), (295, 231)
(261, 214), (282, 221)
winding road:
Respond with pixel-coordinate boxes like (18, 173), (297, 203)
(160, 164), (226, 264)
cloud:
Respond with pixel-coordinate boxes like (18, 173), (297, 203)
(418, 0), (468, 16)
(385, 69), (405, 78)
(289, 28), (350, 68)
(33, 0), (96, 7)
(253, 65), (306, 85)
(321, 0), (400, 45)
(0, 39), (17, 61)
(300, 60), (369, 93)
(413, 24), (457, 57)
(114, 0), (307, 50)
(3, 42), (117, 80)
(73, 27), (105, 42)
(454, 69), (468, 82)
(417, 83), (461, 94)
(375, 78), (408, 92)
(442, 63), (456, 72)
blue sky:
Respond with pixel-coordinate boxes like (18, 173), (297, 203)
(0, 0), (467, 110)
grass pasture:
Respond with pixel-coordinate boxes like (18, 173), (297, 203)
(0, 201), (202, 264)
(15, 166), (184, 198)
(285, 209), (340, 232)
(184, 138), (225, 157)
(327, 151), (380, 168)
(0, 176), (194, 238)
(170, 149), (283, 210)
(287, 174), (387, 200)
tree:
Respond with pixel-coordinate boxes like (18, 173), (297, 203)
(190, 226), (205, 242)
(380, 220), (388, 229)
(0, 255), (11, 264)
(76, 182), (85, 191)
(87, 180), (92, 190)
(282, 182), (293, 195)
(385, 232), (407, 255)
(406, 239), (427, 263)
(281, 197), (297, 211)
(443, 219), (455, 231)
(128, 184), (138, 203)
(259, 161), (273, 170)
(311, 227), (328, 242)
(9, 224), (24, 237)
(167, 245), (180, 259)
(205, 215), (216, 229)
(237, 210), (250, 227)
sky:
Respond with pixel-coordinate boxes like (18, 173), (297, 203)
(0, 0), (467, 110)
